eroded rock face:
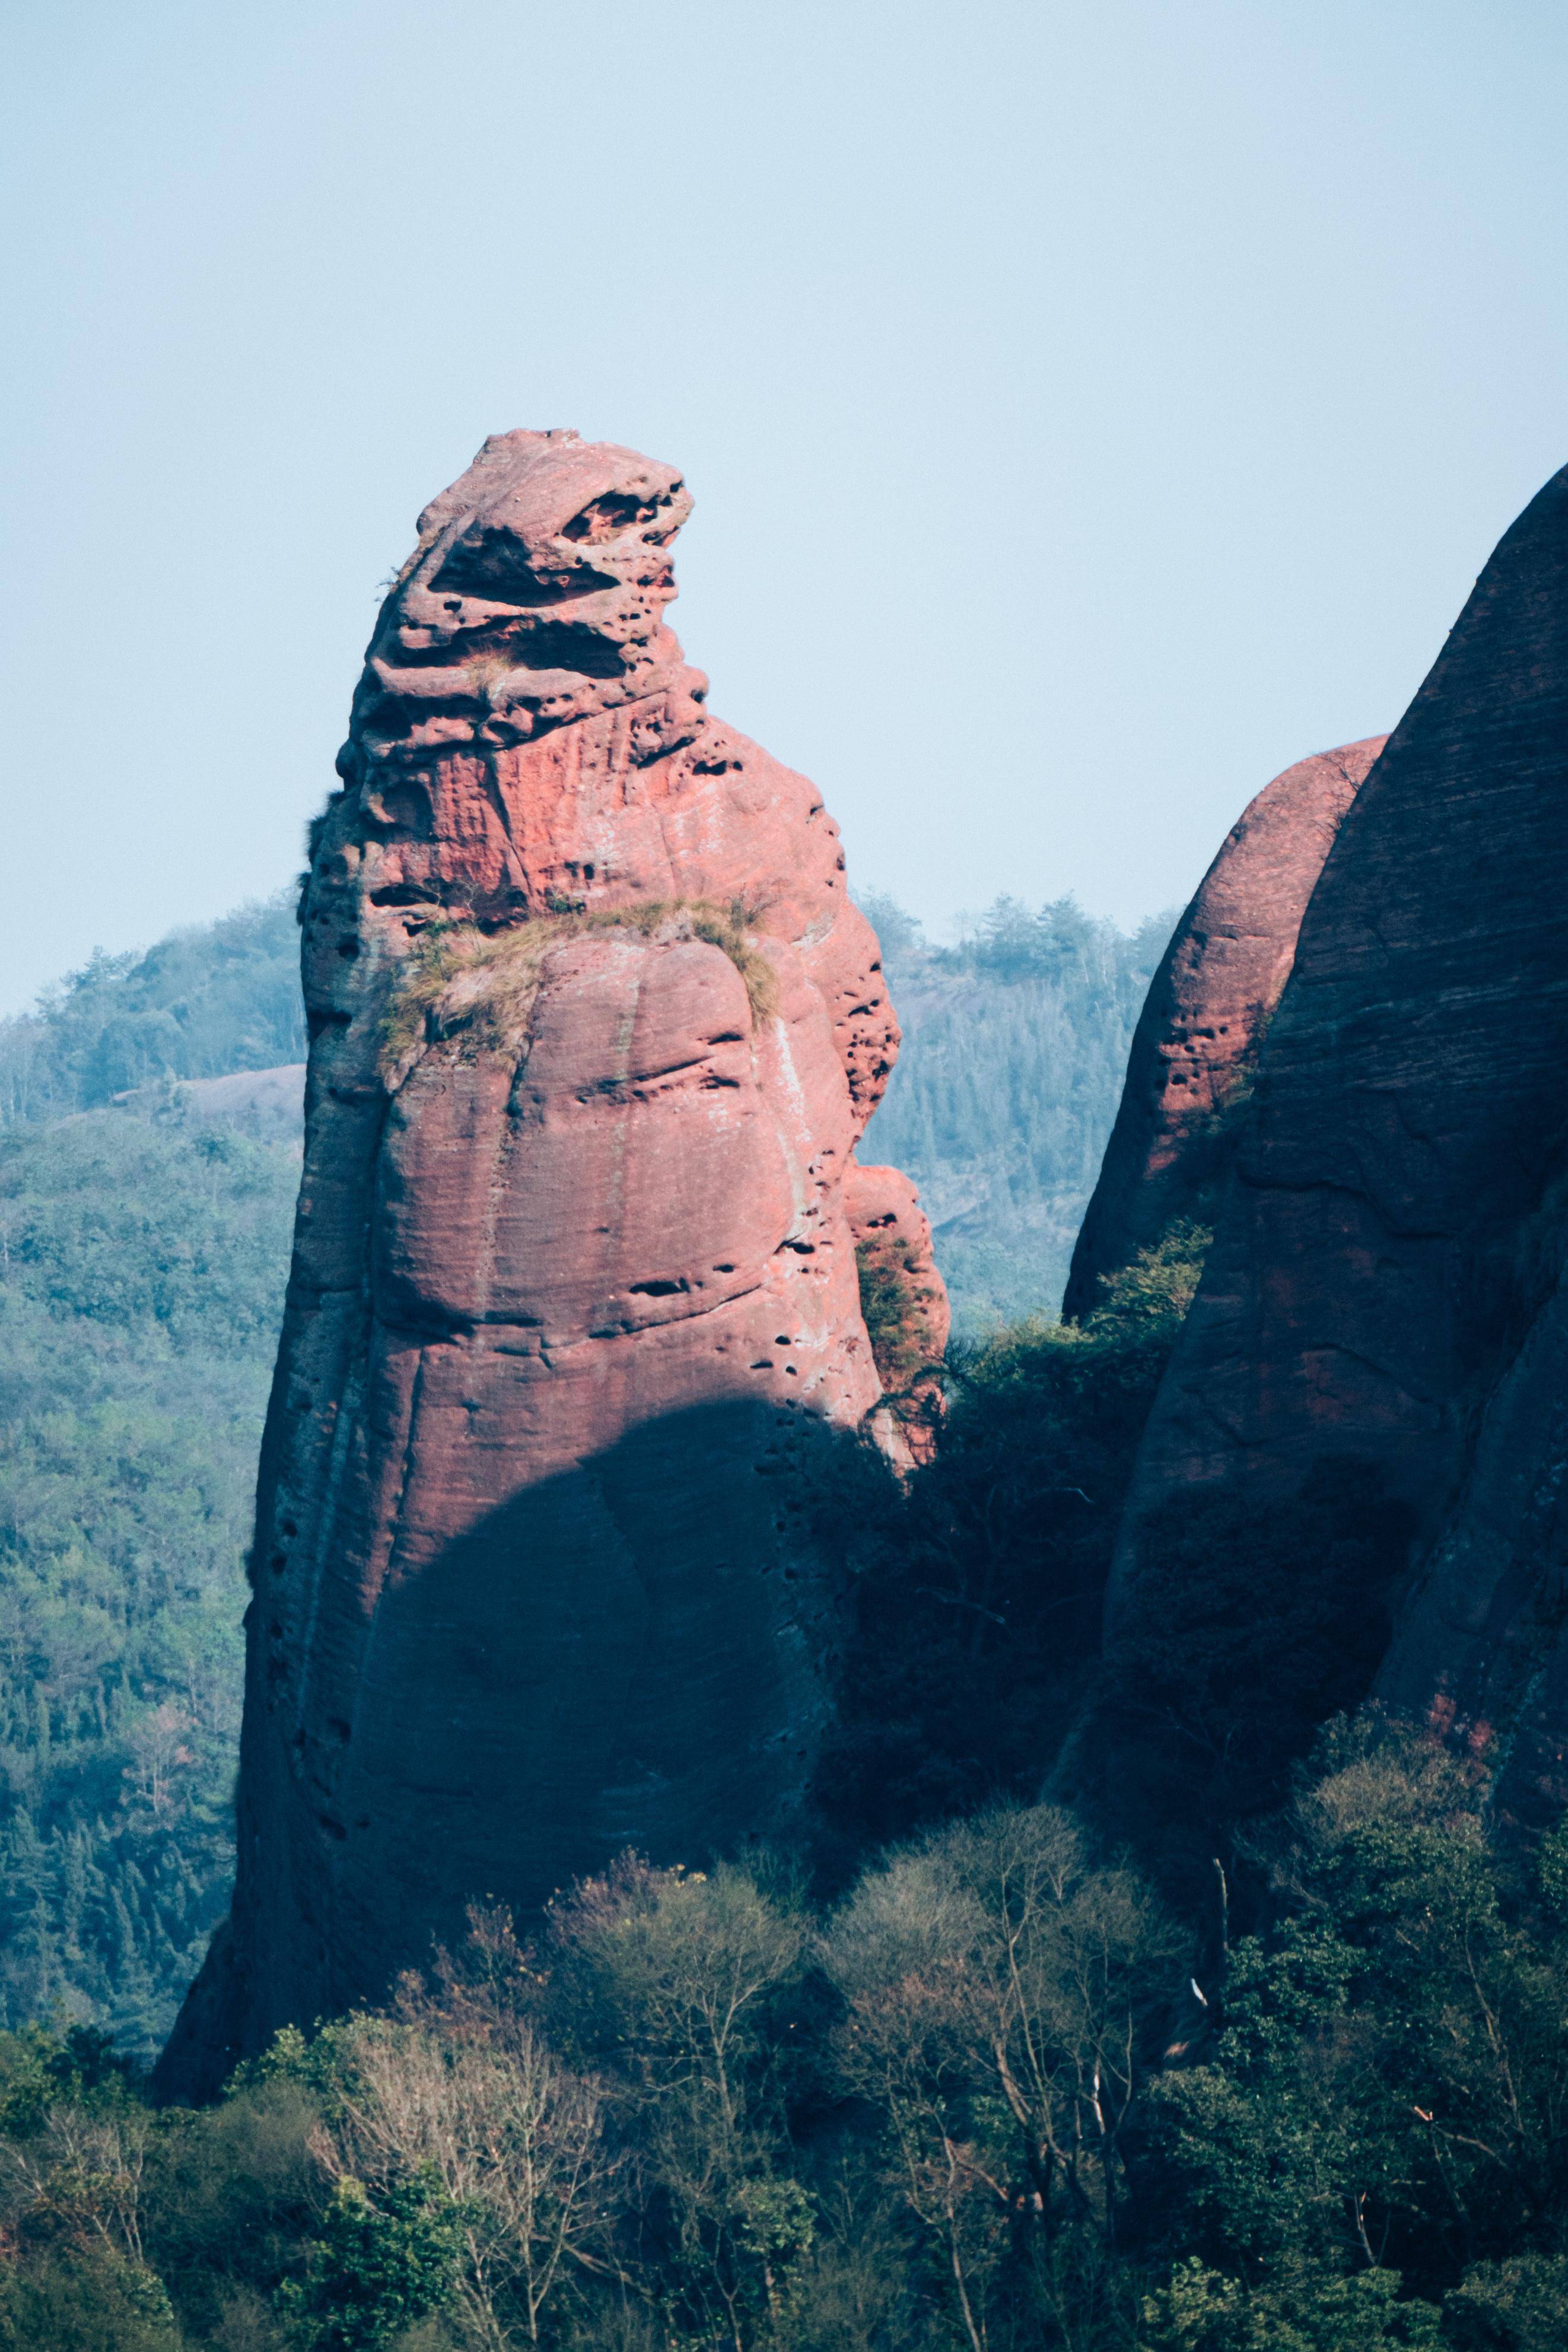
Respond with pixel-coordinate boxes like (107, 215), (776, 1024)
(157, 431), (943, 2099)
(845, 1159), (950, 1464)
(1379, 1272), (1568, 1827)
(1104, 463), (1568, 1810)
(1063, 738), (1386, 1323)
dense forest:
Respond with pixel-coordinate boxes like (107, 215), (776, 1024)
(3, 898), (1564, 2345)
(4, 1313), (1566, 2345)
(859, 895), (1177, 1330)
(0, 896), (304, 2052)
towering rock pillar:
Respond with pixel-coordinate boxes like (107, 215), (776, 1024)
(158, 431), (944, 2098)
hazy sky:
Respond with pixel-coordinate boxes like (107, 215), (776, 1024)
(4, 1), (1567, 1010)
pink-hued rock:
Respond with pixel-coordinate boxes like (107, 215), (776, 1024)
(1104, 462), (1568, 1811)
(156, 431), (943, 2099)
(1063, 738), (1386, 1323)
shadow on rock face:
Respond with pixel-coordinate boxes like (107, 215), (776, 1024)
(1069, 1456), (1417, 1902)
(337, 1396), (851, 1957)
(155, 1395), (889, 2103)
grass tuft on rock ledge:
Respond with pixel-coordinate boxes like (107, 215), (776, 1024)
(380, 898), (778, 1077)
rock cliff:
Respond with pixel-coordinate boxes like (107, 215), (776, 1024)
(157, 430), (943, 2100)
(845, 1158), (950, 1460)
(1062, 738), (1386, 1323)
(1101, 462), (1568, 1831)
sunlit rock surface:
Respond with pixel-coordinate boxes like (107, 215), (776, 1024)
(157, 432), (943, 2098)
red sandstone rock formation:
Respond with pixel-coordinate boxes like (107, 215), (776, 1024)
(157, 430), (943, 2099)
(1104, 462), (1568, 1814)
(1379, 1282), (1568, 1824)
(1063, 738), (1386, 1324)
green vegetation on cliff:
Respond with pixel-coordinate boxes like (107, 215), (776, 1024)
(818, 1220), (1211, 1858)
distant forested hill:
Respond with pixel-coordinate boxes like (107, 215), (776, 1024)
(0, 899), (304, 2053)
(0, 891), (306, 1129)
(860, 893), (1177, 1329)
(0, 883), (1168, 2051)
(0, 1111), (296, 2055)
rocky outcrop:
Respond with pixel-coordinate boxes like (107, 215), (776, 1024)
(157, 430), (943, 2100)
(845, 1159), (950, 1462)
(1103, 462), (1568, 1820)
(1063, 739), (1385, 1323)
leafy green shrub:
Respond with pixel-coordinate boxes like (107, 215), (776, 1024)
(1443, 2255), (1568, 2351)
(142, 2076), (320, 2336)
(1084, 1216), (1210, 1334)
(854, 1236), (943, 1394)
(0, 2248), (184, 2351)
(278, 2167), (465, 2350)
(1535, 1816), (1568, 1921)
(1139, 1723), (1568, 2307)
(1141, 2256), (1441, 2350)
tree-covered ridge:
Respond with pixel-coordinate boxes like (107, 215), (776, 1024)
(858, 894), (1178, 1328)
(0, 892), (303, 2052)
(0, 890), (306, 1128)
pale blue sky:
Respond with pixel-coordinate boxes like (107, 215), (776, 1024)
(4, 1), (1567, 1010)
